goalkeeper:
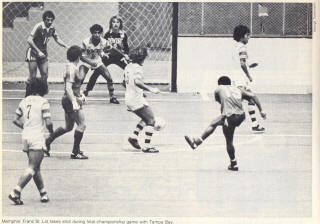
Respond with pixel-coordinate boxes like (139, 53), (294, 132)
(83, 15), (130, 96)
(45, 46), (93, 159)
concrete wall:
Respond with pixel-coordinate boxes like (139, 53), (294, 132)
(177, 37), (312, 94)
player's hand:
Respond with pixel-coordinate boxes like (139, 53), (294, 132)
(150, 87), (160, 94)
(72, 99), (80, 111)
(124, 54), (130, 61)
(249, 63), (258, 68)
(77, 93), (86, 105)
(260, 111), (267, 120)
(38, 51), (46, 58)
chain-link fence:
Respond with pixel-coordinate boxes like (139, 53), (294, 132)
(178, 2), (312, 37)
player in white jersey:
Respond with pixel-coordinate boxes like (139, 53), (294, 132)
(9, 78), (53, 205)
(81, 24), (119, 104)
(232, 25), (265, 132)
(124, 47), (161, 153)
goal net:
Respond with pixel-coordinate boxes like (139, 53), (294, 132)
(2, 2), (173, 85)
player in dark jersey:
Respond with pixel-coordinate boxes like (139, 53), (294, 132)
(45, 46), (94, 159)
(184, 76), (267, 171)
(25, 10), (68, 97)
(83, 15), (130, 97)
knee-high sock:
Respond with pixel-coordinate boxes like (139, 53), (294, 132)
(132, 120), (146, 139)
(144, 125), (154, 147)
(248, 102), (258, 127)
(72, 130), (84, 154)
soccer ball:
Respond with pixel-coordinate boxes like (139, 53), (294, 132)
(154, 117), (166, 131)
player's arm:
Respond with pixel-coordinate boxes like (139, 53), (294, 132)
(42, 100), (54, 134)
(53, 31), (68, 49)
(134, 76), (160, 94)
(241, 89), (266, 119)
(13, 104), (24, 129)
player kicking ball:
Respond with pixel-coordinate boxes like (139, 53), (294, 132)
(9, 78), (53, 205)
(45, 46), (93, 159)
(184, 76), (266, 171)
(124, 47), (162, 153)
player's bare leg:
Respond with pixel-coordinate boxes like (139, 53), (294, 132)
(25, 62), (38, 97)
(128, 120), (146, 150)
(38, 59), (49, 84)
(134, 106), (158, 153)
(45, 112), (75, 156)
(9, 150), (46, 205)
(222, 125), (238, 171)
(30, 151), (49, 202)
(70, 109), (87, 159)
(185, 115), (225, 150)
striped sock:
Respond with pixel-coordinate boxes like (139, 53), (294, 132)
(132, 121), (146, 138)
(144, 125), (154, 148)
(248, 103), (258, 127)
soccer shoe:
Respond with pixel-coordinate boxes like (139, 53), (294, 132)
(70, 152), (88, 159)
(184, 136), (197, 150)
(142, 147), (159, 153)
(252, 125), (265, 133)
(110, 97), (120, 104)
(40, 192), (49, 203)
(8, 194), (23, 205)
(228, 161), (239, 171)
(128, 137), (141, 149)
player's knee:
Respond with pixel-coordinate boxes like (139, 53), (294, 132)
(146, 118), (156, 126)
(25, 167), (36, 176)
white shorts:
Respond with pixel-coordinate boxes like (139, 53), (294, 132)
(79, 58), (104, 70)
(125, 97), (148, 111)
(22, 137), (46, 152)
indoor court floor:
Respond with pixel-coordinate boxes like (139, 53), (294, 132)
(2, 83), (312, 218)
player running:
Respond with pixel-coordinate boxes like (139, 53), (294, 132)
(83, 15), (130, 96)
(185, 76), (267, 171)
(124, 47), (161, 153)
(45, 46), (93, 159)
(25, 10), (68, 97)
(9, 78), (53, 205)
(81, 24), (119, 104)
(232, 25), (265, 132)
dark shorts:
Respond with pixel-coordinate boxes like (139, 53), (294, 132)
(62, 95), (82, 114)
(102, 54), (127, 69)
(226, 113), (245, 127)
(25, 47), (48, 64)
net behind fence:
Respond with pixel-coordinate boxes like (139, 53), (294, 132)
(178, 2), (312, 37)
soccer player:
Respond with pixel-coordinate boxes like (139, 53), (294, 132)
(45, 46), (92, 159)
(81, 24), (119, 104)
(232, 25), (265, 132)
(184, 76), (267, 171)
(83, 15), (130, 96)
(124, 47), (161, 153)
(25, 10), (68, 97)
(9, 77), (53, 205)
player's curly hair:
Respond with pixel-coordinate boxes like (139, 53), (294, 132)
(109, 15), (123, 30)
(218, 76), (231, 85)
(67, 45), (82, 62)
(29, 77), (48, 96)
(233, 25), (250, 42)
(129, 47), (148, 65)
(42, 10), (55, 21)
(90, 24), (103, 34)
